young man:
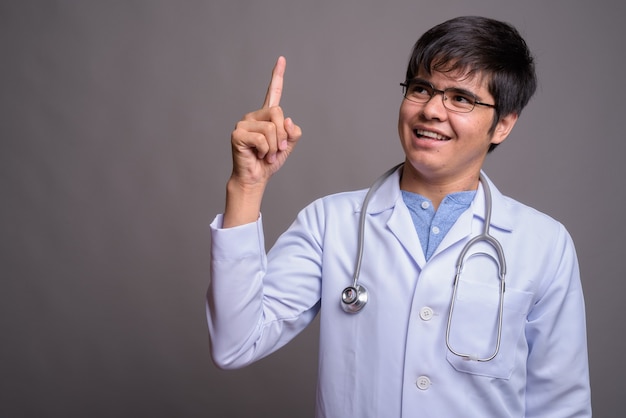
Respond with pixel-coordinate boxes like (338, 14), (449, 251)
(208, 16), (591, 417)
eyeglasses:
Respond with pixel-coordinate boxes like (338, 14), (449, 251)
(400, 79), (496, 113)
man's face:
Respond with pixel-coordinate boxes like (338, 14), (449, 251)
(397, 68), (517, 186)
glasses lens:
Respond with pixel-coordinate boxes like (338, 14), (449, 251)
(443, 89), (476, 113)
(404, 81), (433, 103)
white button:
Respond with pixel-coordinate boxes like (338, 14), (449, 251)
(419, 307), (434, 321)
(421, 201), (430, 209)
(432, 226), (440, 234)
(416, 376), (431, 390)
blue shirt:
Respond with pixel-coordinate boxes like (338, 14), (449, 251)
(402, 190), (476, 261)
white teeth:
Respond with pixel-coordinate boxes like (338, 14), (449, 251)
(415, 129), (449, 141)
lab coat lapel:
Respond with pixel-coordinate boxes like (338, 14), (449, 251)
(433, 171), (514, 258)
(387, 201), (427, 268)
(364, 166), (426, 268)
(361, 168), (512, 268)
(434, 202), (475, 256)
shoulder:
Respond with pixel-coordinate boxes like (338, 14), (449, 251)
(493, 189), (576, 257)
(485, 174), (569, 238)
(298, 188), (368, 221)
(503, 193), (567, 232)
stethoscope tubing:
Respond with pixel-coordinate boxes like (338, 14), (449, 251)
(342, 163), (507, 362)
(351, 163), (405, 289)
(446, 173), (506, 361)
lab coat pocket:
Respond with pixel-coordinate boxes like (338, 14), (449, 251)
(445, 279), (533, 379)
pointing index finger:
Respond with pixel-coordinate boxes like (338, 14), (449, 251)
(262, 56), (286, 108)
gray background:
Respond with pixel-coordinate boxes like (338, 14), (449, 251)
(1, 1), (624, 417)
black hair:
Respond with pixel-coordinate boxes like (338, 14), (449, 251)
(405, 16), (537, 151)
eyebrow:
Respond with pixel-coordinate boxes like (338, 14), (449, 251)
(411, 77), (481, 99)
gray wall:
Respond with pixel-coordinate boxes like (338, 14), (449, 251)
(2, 1), (624, 416)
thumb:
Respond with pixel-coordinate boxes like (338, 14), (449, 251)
(281, 117), (302, 151)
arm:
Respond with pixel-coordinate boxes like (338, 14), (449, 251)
(208, 57), (306, 369)
(207, 206), (323, 369)
(525, 225), (592, 417)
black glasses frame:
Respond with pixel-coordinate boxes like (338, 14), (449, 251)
(400, 79), (496, 113)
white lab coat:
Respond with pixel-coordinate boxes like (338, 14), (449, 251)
(207, 168), (591, 417)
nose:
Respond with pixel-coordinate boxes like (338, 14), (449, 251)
(421, 90), (448, 120)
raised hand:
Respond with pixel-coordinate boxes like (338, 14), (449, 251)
(223, 56), (302, 227)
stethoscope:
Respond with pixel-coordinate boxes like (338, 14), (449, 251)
(340, 163), (506, 362)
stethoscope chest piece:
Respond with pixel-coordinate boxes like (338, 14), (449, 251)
(341, 285), (368, 313)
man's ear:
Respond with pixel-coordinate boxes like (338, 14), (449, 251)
(491, 113), (519, 146)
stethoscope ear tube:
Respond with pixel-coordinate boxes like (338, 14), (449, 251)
(340, 163), (404, 314)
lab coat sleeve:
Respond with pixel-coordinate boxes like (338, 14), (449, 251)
(207, 206), (323, 370)
(524, 224), (592, 417)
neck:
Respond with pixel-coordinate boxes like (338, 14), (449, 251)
(399, 164), (480, 210)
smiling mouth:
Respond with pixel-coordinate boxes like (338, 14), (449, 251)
(414, 129), (451, 141)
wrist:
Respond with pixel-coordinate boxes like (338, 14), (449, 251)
(222, 178), (267, 228)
